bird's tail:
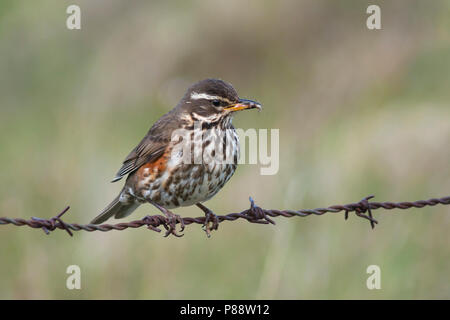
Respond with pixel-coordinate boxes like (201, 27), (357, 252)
(91, 192), (140, 224)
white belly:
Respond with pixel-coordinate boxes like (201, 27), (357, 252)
(138, 126), (240, 208)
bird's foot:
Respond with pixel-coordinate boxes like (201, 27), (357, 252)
(203, 211), (220, 238)
(163, 210), (185, 238)
(196, 203), (220, 238)
(150, 202), (185, 237)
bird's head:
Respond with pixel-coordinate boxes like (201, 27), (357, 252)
(178, 79), (261, 123)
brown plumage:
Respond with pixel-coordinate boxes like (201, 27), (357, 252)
(91, 79), (261, 236)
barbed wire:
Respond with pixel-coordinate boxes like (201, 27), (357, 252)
(0, 195), (449, 238)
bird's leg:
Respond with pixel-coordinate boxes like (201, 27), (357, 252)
(196, 203), (220, 237)
(148, 201), (185, 237)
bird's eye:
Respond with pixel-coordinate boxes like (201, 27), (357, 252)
(212, 99), (221, 107)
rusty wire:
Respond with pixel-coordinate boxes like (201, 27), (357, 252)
(0, 195), (449, 237)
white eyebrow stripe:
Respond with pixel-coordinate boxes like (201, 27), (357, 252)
(190, 92), (232, 104)
(190, 92), (222, 100)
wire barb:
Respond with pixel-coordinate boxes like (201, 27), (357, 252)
(31, 206), (72, 236)
(247, 197), (276, 225)
(0, 195), (449, 238)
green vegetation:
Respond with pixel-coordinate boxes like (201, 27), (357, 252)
(0, 0), (449, 299)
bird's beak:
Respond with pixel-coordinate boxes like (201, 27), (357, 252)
(224, 99), (262, 112)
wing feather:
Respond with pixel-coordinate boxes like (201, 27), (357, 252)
(111, 109), (179, 182)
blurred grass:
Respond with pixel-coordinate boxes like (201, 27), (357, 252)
(0, 0), (449, 299)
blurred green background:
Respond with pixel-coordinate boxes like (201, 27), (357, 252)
(0, 0), (449, 299)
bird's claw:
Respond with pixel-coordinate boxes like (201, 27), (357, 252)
(196, 203), (220, 237)
(149, 201), (184, 237)
(162, 211), (185, 237)
(202, 210), (219, 238)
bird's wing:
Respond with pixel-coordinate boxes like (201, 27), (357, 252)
(111, 111), (177, 182)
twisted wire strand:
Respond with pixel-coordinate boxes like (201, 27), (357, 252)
(0, 195), (449, 237)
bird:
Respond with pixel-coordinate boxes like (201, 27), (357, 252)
(90, 78), (262, 236)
